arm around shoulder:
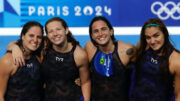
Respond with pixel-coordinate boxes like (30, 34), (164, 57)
(117, 41), (137, 63)
(6, 41), (25, 67)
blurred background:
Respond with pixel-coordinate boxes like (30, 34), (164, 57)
(0, 0), (180, 58)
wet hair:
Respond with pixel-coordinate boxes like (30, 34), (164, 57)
(137, 18), (178, 83)
(16, 21), (44, 56)
(45, 17), (79, 48)
(89, 16), (116, 46)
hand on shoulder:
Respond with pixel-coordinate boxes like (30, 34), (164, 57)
(117, 41), (136, 55)
(117, 41), (137, 63)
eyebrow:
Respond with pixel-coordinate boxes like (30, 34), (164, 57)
(153, 32), (159, 35)
(145, 32), (159, 37)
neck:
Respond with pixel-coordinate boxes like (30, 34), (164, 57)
(22, 47), (31, 59)
(151, 47), (163, 56)
(98, 40), (114, 54)
(53, 40), (72, 53)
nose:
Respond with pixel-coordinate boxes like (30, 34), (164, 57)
(98, 30), (103, 36)
(33, 36), (38, 43)
(50, 31), (57, 36)
(150, 38), (155, 44)
(53, 30), (59, 36)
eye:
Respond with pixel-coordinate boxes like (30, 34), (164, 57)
(93, 29), (98, 34)
(56, 28), (61, 31)
(145, 36), (151, 40)
(37, 35), (43, 39)
(48, 30), (53, 34)
(154, 33), (159, 38)
(29, 34), (34, 38)
(101, 27), (108, 31)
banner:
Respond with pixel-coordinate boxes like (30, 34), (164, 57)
(0, 0), (180, 27)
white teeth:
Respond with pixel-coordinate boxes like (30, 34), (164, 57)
(31, 43), (37, 46)
(99, 37), (105, 41)
(53, 37), (60, 41)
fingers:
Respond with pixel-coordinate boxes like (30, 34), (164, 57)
(12, 50), (25, 67)
(13, 56), (25, 67)
(75, 78), (81, 86)
(19, 55), (25, 66)
(21, 57), (25, 66)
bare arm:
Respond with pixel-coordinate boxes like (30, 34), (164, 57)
(6, 41), (25, 67)
(0, 54), (13, 101)
(172, 52), (180, 101)
(175, 73), (180, 101)
(126, 45), (137, 63)
(136, 40), (149, 51)
(6, 41), (17, 52)
(117, 41), (137, 67)
(74, 46), (91, 101)
(84, 41), (97, 62)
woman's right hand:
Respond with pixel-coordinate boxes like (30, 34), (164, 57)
(75, 78), (81, 86)
(6, 41), (25, 67)
(11, 45), (25, 67)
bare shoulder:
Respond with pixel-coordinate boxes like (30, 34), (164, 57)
(117, 41), (137, 63)
(84, 41), (97, 61)
(0, 53), (13, 66)
(117, 40), (135, 49)
(0, 53), (14, 74)
(117, 41), (136, 55)
(84, 41), (96, 51)
(74, 45), (89, 67)
(74, 45), (88, 58)
(169, 51), (180, 74)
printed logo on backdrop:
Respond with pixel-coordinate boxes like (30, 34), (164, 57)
(0, 0), (20, 27)
(151, 1), (180, 20)
(23, 0), (114, 27)
(0, 0), (116, 27)
(1, 0), (180, 27)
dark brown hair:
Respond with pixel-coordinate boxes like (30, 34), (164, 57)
(45, 17), (79, 48)
(16, 21), (44, 56)
(137, 18), (178, 83)
(89, 16), (116, 46)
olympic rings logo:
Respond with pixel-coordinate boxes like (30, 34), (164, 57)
(151, 1), (180, 20)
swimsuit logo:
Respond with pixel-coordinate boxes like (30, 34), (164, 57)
(151, 57), (158, 64)
(151, 1), (180, 20)
(56, 56), (64, 62)
(26, 63), (33, 68)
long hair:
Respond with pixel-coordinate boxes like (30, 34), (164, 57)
(16, 21), (44, 56)
(89, 16), (116, 46)
(137, 18), (177, 83)
(44, 17), (79, 50)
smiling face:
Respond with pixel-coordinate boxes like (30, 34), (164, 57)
(22, 26), (43, 52)
(46, 21), (68, 46)
(145, 27), (165, 51)
(91, 20), (113, 46)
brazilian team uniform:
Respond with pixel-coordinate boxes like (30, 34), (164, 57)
(90, 42), (130, 101)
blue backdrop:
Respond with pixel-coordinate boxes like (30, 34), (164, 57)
(0, 0), (180, 58)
